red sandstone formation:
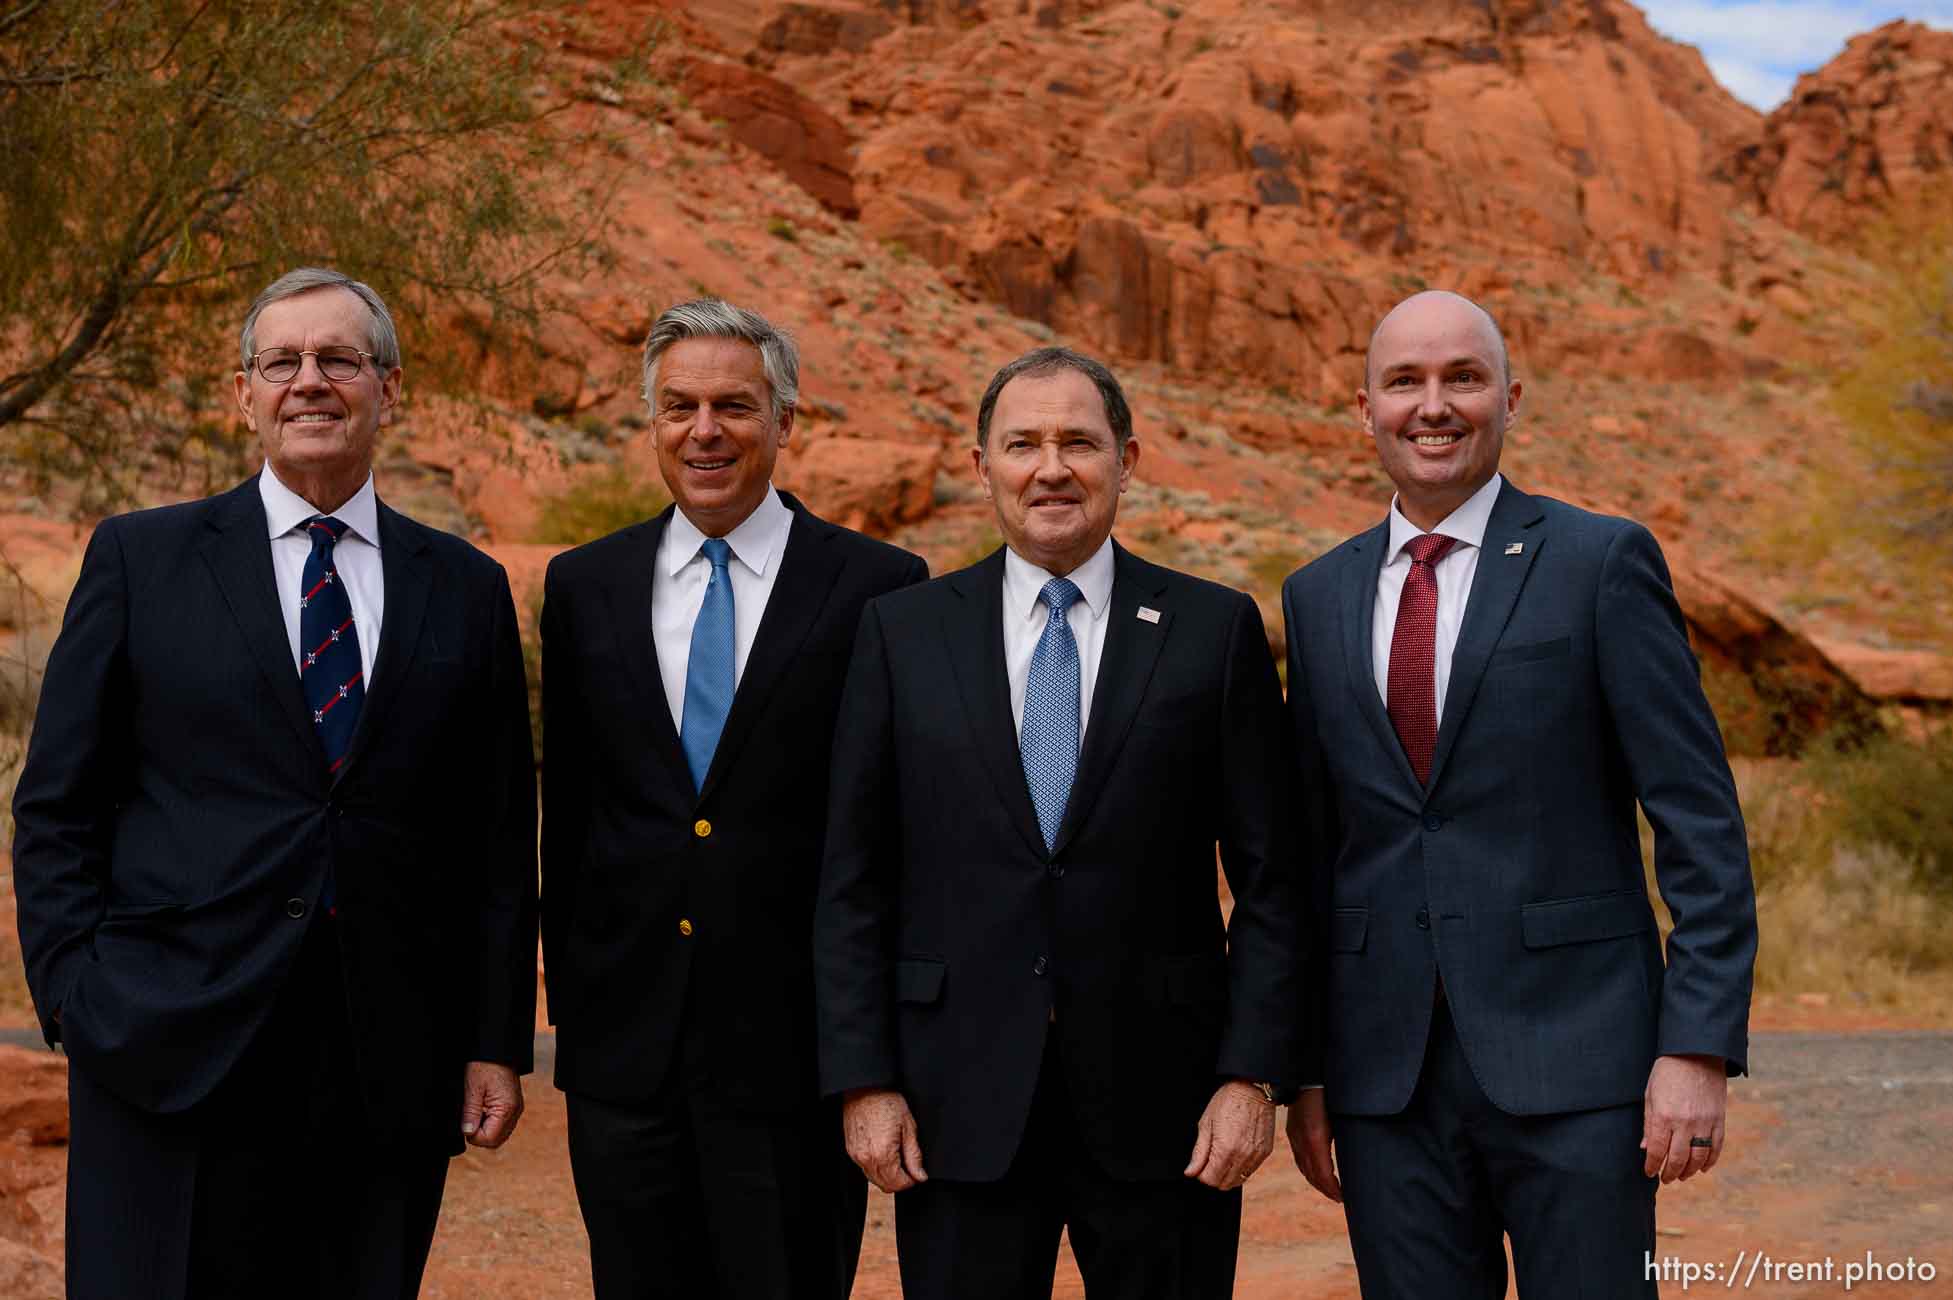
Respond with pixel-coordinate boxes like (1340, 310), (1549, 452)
(1734, 20), (1953, 240)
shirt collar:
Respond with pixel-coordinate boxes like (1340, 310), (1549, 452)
(1385, 472), (1503, 565)
(1003, 535), (1114, 624)
(260, 462), (380, 547)
(663, 485), (792, 578)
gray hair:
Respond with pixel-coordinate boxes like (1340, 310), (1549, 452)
(239, 267), (401, 372)
(641, 298), (799, 426)
(976, 346), (1133, 451)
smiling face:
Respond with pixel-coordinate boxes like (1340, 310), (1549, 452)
(973, 367), (1138, 576)
(650, 336), (793, 537)
(1358, 291), (1521, 532)
(234, 286), (400, 512)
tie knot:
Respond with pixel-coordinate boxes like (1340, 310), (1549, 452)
(1039, 577), (1082, 619)
(1405, 533), (1456, 567)
(699, 537), (733, 571)
(304, 515), (350, 547)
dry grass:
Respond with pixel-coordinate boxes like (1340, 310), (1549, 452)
(1647, 755), (1953, 1021)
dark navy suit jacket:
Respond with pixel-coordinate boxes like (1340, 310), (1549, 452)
(541, 493), (927, 1113)
(1282, 480), (1756, 1117)
(13, 477), (538, 1134)
(816, 542), (1298, 1181)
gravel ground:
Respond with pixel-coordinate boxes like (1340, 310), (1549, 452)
(410, 1030), (1953, 1298)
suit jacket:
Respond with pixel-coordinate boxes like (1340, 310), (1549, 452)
(814, 541), (1297, 1183)
(12, 476), (538, 1141)
(1281, 481), (1757, 1118)
(540, 492), (927, 1112)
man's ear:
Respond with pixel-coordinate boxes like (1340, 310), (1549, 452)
(970, 444), (994, 503)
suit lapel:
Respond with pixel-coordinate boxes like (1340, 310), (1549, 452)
(942, 550), (1048, 860)
(1051, 542), (1170, 858)
(198, 480), (322, 763)
(697, 496), (844, 801)
(332, 501), (431, 785)
(601, 507), (694, 794)
(1426, 482), (1546, 791)
(1341, 521), (1420, 791)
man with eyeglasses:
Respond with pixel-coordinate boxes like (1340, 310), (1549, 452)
(12, 266), (538, 1299)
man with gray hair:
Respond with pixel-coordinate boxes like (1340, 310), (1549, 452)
(13, 266), (538, 1297)
(542, 297), (927, 1298)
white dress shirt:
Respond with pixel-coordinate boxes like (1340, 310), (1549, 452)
(1003, 538), (1115, 742)
(653, 486), (794, 732)
(261, 463), (384, 686)
(1371, 473), (1505, 718)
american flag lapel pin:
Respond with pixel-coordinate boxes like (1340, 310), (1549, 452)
(1504, 542), (1524, 556)
(1137, 606), (1161, 624)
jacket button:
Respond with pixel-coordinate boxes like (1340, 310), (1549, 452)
(1032, 955), (1049, 976)
(1422, 813), (1443, 832)
(1415, 907), (1430, 930)
(286, 898), (307, 919)
(694, 819), (712, 838)
(678, 918), (694, 937)
(1047, 863), (1064, 878)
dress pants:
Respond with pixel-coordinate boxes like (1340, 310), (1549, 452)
(65, 914), (451, 1300)
(1334, 995), (1658, 1300)
(894, 1035), (1241, 1300)
(564, 998), (867, 1300)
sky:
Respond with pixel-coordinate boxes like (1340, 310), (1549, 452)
(1636, 0), (1953, 109)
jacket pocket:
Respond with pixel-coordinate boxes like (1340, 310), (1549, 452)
(1520, 890), (1652, 948)
(1329, 907), (1369, 953)
(1489, 636), (1571, 669)
(895, 957), (945, 1005)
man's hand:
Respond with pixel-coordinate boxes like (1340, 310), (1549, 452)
(1641, 1053), (1726, 1182)
(842, 1087), (928, 1193)
(1184, 1080), (1276, 1191)
(460, 1061), (524, 1149)
(1286, 1087), (1341, 1202)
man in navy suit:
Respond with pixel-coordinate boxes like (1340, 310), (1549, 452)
(541, 299), (926, 1298)
(816, 347), (1298, 1300)
(13, 267), (537, 1299)
(1281, 290), (1758, 1298)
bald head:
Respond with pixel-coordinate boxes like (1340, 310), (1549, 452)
(1364, 290), (1510, 391)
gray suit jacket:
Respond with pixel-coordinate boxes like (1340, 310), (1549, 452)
(1282, 480), (1756, 1116)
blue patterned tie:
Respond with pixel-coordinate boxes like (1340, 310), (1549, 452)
(300, 516), (365, 777)
(680, 537), (736, 793)
(1021, 577), (1082, 853)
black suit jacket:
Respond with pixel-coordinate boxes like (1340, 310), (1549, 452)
(1282, 481), (1757, 1117)
(540, 493), (927, 1112)
(12, 477), (538, 1141)
(814, 542), (1298, 1183)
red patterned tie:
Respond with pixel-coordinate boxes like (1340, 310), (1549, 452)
(1387, 534), (1457, 785)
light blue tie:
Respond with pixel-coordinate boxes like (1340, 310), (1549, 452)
(1021, 577), (1083, 853)
(680, 537), (735, 793)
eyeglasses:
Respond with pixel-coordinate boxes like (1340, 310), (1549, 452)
(249, 347), (375, 383)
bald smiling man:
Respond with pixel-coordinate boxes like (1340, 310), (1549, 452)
(1279, 291), (1759, 1300)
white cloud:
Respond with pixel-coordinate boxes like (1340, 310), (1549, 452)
(1638, 1), (1953, 110)
(1704, 55), (1796, 109)
(1640, 1), (1875, 66)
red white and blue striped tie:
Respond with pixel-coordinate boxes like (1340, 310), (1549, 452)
(300, 515), (365, 777)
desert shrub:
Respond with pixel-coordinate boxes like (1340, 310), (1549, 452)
(531, 467), (670, 546)
(1805, 725), (1953, 899)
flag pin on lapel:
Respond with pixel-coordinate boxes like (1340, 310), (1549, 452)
(1137, 606), (1161, 624)
(1504, 542), (1524, 556)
